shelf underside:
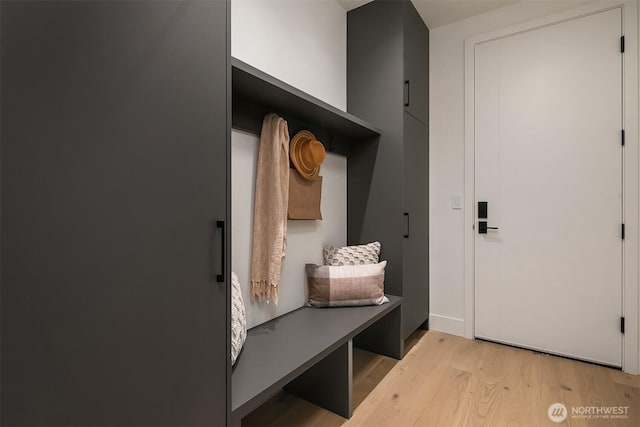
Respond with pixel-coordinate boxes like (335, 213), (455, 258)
(231, 58), (380, 146)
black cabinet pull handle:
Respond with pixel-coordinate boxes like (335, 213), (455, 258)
(216, 220), (225, 283)
(404, 80), (410, 107)
(404, 212), (410, 238)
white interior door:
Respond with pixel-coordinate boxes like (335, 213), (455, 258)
(474, 8), (623, 367)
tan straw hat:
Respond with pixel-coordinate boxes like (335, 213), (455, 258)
(290, 130), (326, 181)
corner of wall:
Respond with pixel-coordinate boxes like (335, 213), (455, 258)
(429, 313), (465, 337)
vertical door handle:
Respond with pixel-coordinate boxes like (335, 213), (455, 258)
(216, 220), (225, 283)
(404, 80), (410, 107)
(404, 212), (410, 238)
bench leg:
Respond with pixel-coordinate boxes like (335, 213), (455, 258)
(283, 340), (353, 419)
(353, 305), (403, 359)
(420, 317), (429, 330)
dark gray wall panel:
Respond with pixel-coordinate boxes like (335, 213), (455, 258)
(1, 1), (228, 425)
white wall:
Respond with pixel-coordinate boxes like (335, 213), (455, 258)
(232, 0), (347, 110)
(430, 0), (639, 373)
(231, 0), (348, 328)
(232, 131), (346, 328)
(430, 0), (601, 335)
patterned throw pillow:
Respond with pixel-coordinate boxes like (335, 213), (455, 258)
(231, 272), (247, 366)
(323, 241), (381, 266)
(306, 261), (389, 307)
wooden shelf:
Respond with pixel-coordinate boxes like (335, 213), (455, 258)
(232, 58), (380, 140)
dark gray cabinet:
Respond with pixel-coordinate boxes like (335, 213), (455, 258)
(348, 0), (429, 340)
(403, 2), (429, 124)
(403, 112), (429, 337)
(1, 1), (230, 425)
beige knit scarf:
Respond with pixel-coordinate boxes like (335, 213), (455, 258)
(250, 114), (289, 304)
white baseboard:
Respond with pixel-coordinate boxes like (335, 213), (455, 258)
(429, 314), (465, 337)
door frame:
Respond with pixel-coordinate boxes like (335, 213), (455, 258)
(463, 0), (639, 374)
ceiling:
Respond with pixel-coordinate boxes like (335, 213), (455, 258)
(336, 0), (520, 29)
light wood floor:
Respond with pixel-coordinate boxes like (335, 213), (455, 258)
(243, 330), (640, 427)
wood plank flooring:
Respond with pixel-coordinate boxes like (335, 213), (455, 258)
(242, 330), (640, 426)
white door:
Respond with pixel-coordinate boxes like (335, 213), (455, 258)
(474, 8), (623, 367)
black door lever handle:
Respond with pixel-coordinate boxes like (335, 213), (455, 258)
(478, 221), (499, 234)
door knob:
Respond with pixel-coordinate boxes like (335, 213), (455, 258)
(478, 221), (499, 234)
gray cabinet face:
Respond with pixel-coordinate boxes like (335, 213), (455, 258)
(1, 1), (228, 425)
(402, 113), (429, 339)
(348, 0), (429, 340)
(346, 0), (404, 297)
(403, 1), (429, 125)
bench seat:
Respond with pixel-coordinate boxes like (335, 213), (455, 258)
(231, 295), (403, 424)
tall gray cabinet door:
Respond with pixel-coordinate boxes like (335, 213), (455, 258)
(347, 0), (405, 298)
(402, 112), (429, 339)
(1, 1), (229, 425)
(403, 1), (429, 125)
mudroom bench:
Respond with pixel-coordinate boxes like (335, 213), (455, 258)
(231, 295), (403, 425)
